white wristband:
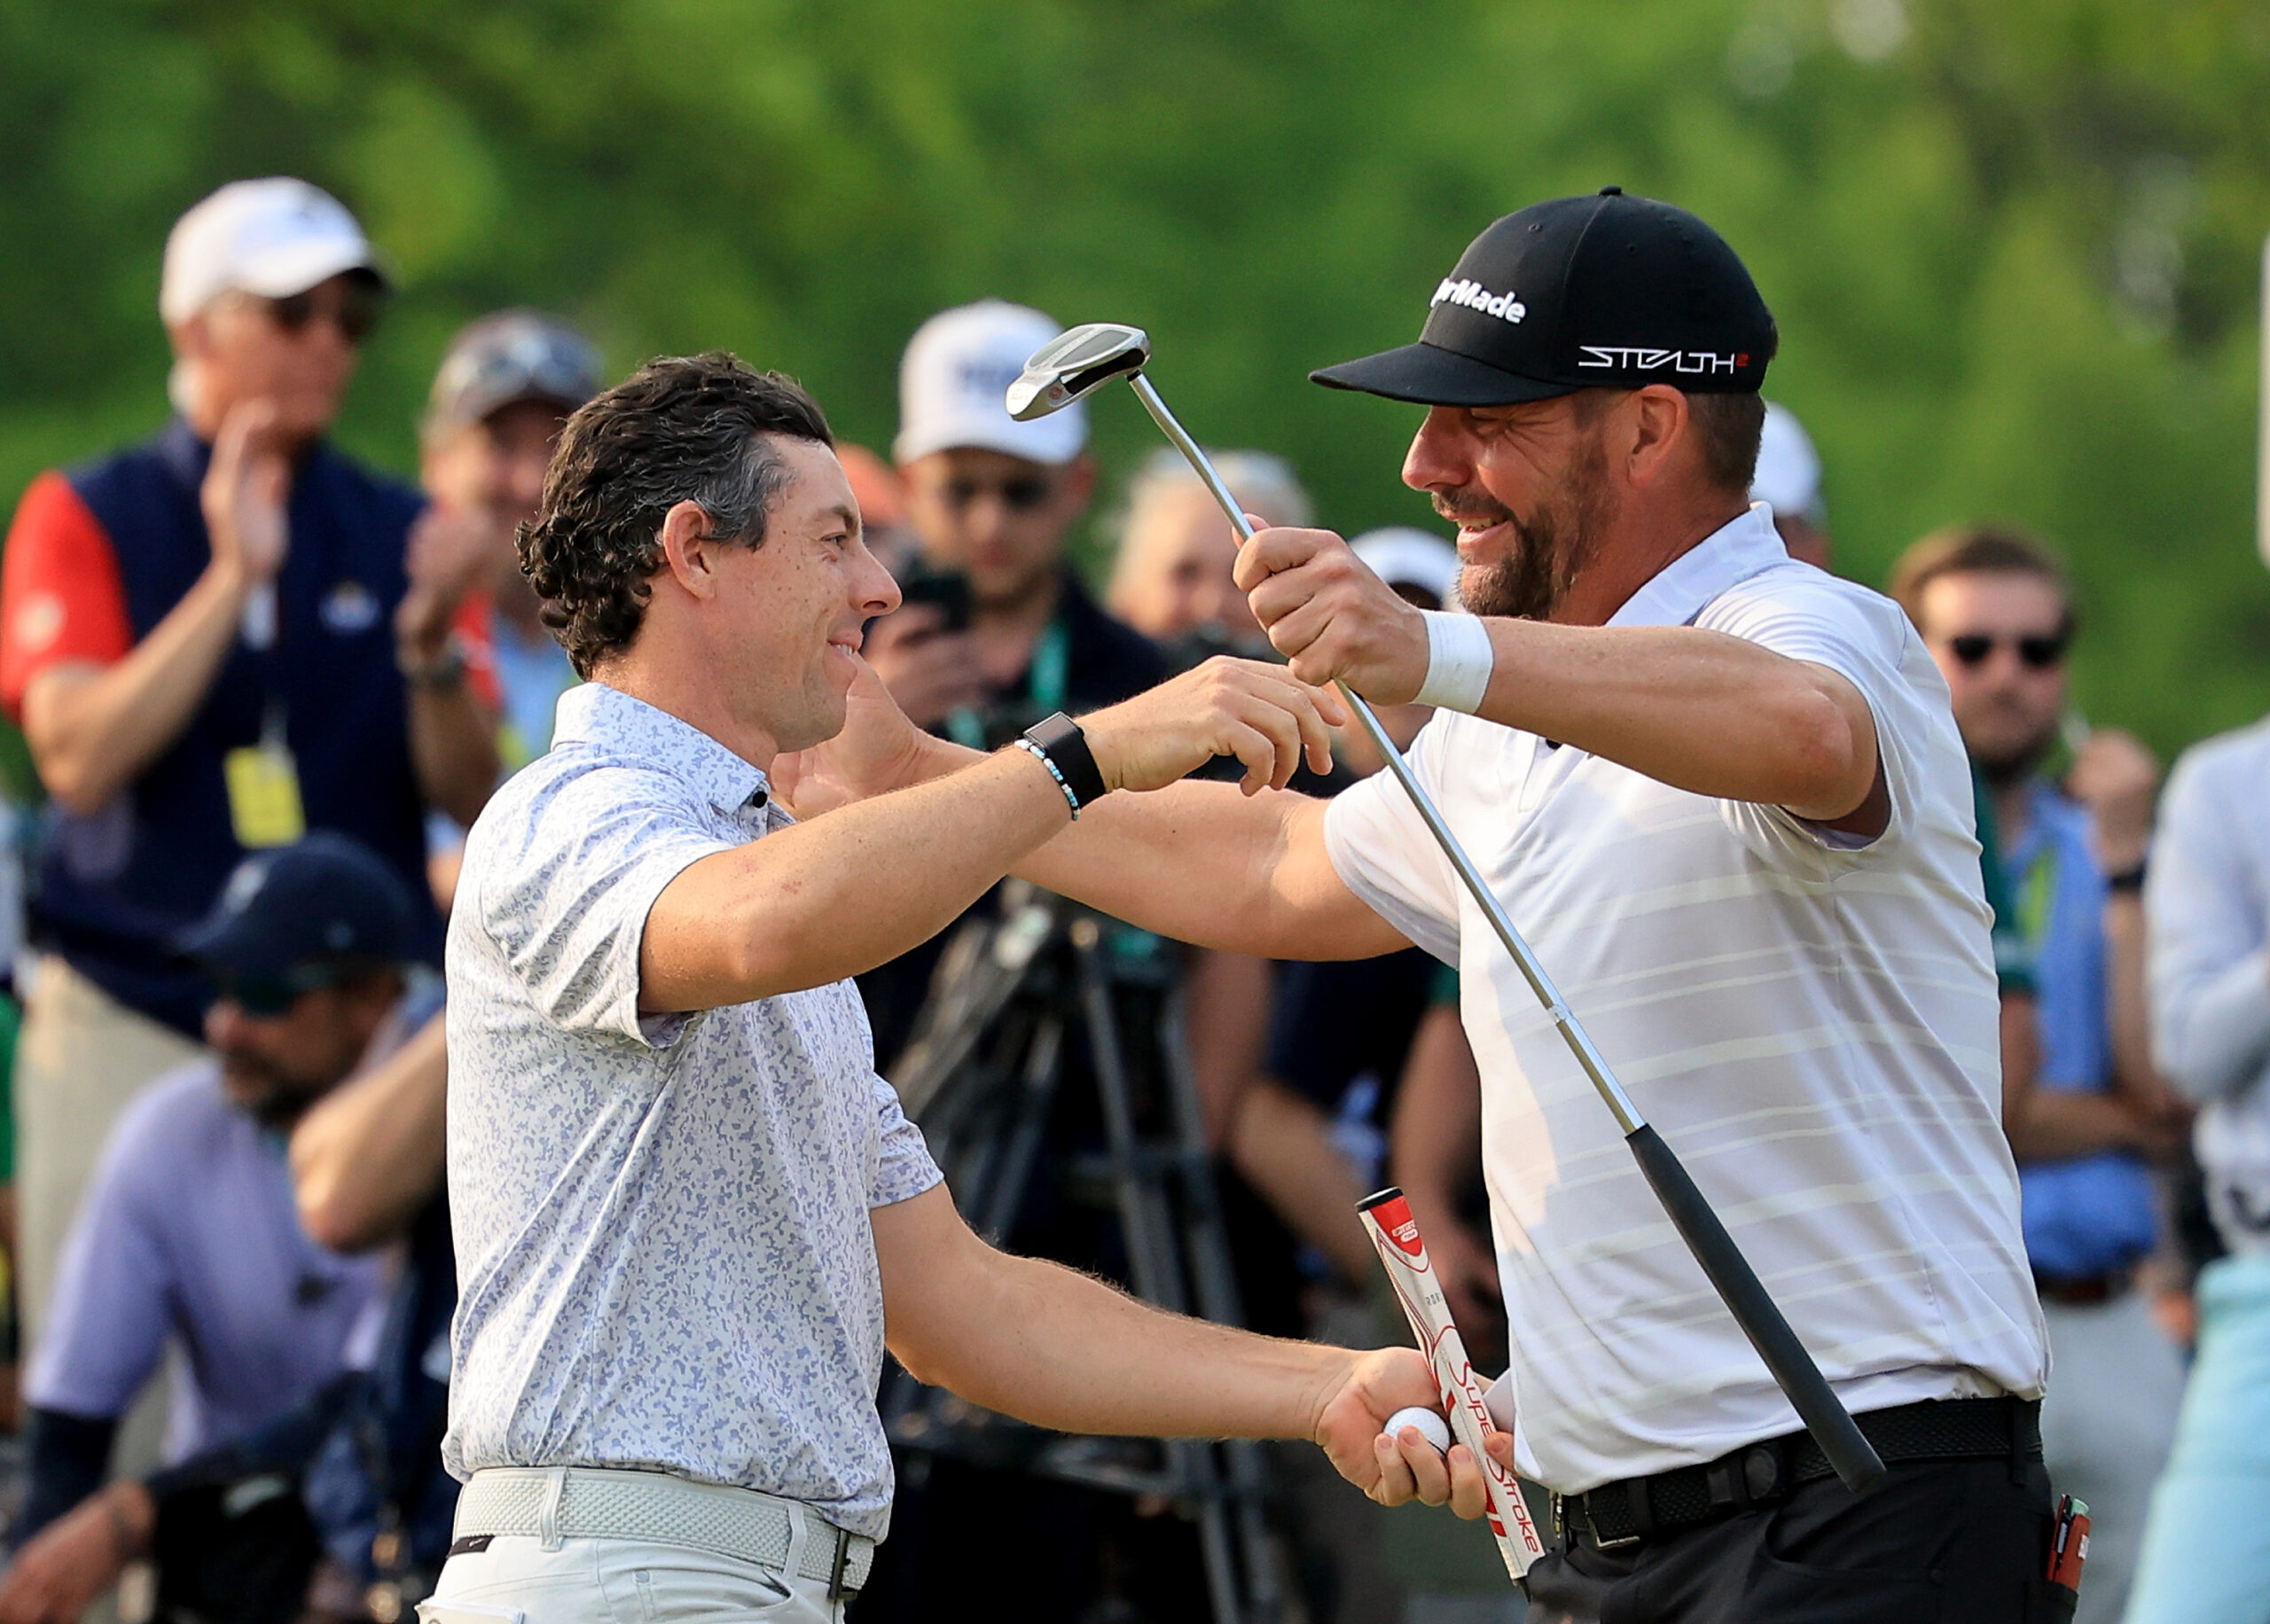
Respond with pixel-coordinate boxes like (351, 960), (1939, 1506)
(1413, 610), (1493, 713)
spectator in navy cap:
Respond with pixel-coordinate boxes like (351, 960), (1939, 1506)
(4, 832), (442, 1610)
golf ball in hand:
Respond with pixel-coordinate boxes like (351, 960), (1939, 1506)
(1382, 1405), (1452, 1455)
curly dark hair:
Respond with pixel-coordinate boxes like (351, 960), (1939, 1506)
(518, 351), (833, 676)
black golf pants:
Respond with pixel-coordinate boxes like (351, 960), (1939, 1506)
(1522, 1456), (2075, 1624)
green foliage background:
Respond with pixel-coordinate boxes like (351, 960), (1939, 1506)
(5, 0), (2270, 757)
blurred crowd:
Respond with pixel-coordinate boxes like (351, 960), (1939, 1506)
(0, 174), (2255, 1624)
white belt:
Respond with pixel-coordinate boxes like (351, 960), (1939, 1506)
(452, 1467), (875, 1597)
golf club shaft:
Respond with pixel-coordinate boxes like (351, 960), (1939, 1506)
(1126, 371), (1887, 1498)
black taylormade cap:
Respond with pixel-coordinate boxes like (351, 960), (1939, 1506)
(1312, 189), (1776, 405)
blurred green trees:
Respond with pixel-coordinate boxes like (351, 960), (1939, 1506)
(4, 0), (2270, 753)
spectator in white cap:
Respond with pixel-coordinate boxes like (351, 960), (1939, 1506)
(1751, 400), (1831, 569)
(1108, 446), (1314, 661)
(0, 178), (498, 1393)
(848, 302), (1173, 1620)
(856, 301), (1166, 1072)
(864, 300), (1163, 750)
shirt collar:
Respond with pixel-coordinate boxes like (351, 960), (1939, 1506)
(552, 683), (771, 815)
(1605, 503), (1791, 631)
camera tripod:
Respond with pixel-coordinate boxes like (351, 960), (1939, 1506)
(881, 883), (1289, 1624)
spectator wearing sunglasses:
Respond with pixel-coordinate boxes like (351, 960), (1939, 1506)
(1890, 524), (2188, 1624)
(855, 301), (1165, 1072)
(0, 179), (497, 1375)
(407, 312), (602, 904)
(8, 833), (438, 1576)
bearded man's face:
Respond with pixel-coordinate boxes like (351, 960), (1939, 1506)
(1400, 394), (1622, 622)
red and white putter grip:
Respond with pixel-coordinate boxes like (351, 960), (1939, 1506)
(1358, 1187), (1546, 1580)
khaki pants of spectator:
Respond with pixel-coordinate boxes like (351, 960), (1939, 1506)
(16, 954), (202, 1349)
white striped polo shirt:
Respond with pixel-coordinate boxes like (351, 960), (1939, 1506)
(1325, 505), (2047, 1495)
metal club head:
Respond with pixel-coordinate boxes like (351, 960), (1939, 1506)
(1005, 323), (1152, 420)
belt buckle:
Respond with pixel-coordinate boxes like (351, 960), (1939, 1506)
(827, 1526), (854, 1600)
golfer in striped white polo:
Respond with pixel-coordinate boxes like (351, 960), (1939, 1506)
(794, 192), (2055, 1623)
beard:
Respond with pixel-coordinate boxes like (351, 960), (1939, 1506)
(1445, 428), (1616, 621)
(218, 1051), (330, 1131)
(1969, 719), (2061, 788)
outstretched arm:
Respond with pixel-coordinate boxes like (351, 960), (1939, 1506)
(873, 1183), (1505, 1511)
(1014, 781), (1407, 961)
(772, 662), (1407, 964)
(1236, 526), (1888, 836)
(645, 656), (1345, 1011)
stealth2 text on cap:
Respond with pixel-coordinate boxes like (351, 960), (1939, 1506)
(1312, 188), (1776, 407)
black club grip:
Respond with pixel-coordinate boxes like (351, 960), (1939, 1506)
(1624, 1122), (1889, 1497)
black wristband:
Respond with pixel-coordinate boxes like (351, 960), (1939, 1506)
(1022, 712), (1108, 808)
(2106, 859), (2148, 894)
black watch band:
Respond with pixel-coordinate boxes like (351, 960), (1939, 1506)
(2106, 859), (2148, 894)
(1022, 712), (1108, 808)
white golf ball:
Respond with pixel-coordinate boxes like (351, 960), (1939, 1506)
(1382, 1405), (1452, 1455)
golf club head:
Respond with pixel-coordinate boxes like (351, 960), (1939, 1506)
(1006, 323), (1151, 420)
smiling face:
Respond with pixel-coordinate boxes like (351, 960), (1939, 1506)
(705, 436), (901, 753)
(1400, 393), (1624, 621)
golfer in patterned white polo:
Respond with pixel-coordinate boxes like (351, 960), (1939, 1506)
(794, 194), (2056, 1623)
(421, 352), (1459, 1624)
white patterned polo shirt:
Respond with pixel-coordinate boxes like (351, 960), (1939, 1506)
(441, 683), (942, 1541)
(1326, 504), (2047, 1495)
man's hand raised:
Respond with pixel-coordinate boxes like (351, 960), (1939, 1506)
(1082, 657), (1346, 796)
(1236, 527), (1433, 703)
(200, 400), (289, 591)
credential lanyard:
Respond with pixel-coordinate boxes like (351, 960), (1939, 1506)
(945, 619), (1068, 749)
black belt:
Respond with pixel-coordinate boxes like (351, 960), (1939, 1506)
(2033, 1268), (2131, 1306)
(1560, 1396), (2040, 1550)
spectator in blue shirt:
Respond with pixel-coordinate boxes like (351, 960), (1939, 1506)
(4, 835), (437, 1599)
(0, 178), (497, 1384)
(1892, 525), (2187, 1624)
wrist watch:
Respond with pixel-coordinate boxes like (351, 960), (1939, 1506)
(1021, 712), (1109, 810)
(397, 635), (468, 691)
(2106, 858), (2148, 894)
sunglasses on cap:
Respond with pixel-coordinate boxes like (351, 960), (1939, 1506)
(215, 964), (343, 1019)
(438, 328), (599, 418)
(941, 473), (1054, 513)
(1946, 631), (2068, 670)
(257, 277), (386, 345)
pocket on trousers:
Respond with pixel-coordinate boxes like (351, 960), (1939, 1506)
(619, 1556), (795, 1622)
(2024, 1579), (2079, 1623)
(419, 1604), (528, 1624)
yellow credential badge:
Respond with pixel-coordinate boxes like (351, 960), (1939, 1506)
(223, 737), (306, 848)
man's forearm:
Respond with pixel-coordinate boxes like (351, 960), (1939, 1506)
(405, 677), (500, 828)
(643, 746), (1080, 1008)
(2006, 1088), (2149, 1162)
(1014, 778), (1400, 960)
(883, 1191), (1348, 1441)
(2104, 894), (2172, 1115)
(290, 1012), (447, 1252)
(1475, 621), (1876, 818)
(22, 566), (248, 814)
